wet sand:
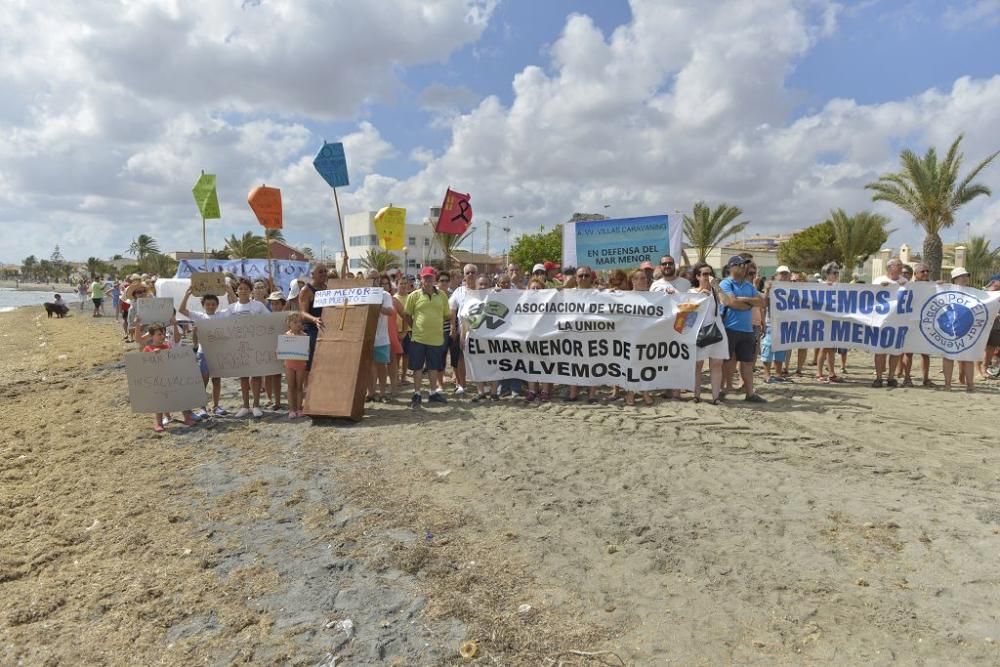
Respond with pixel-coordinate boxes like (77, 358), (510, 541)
(1, 307), (998, 665)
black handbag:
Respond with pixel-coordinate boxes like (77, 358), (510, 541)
(696, 289), (724, 348)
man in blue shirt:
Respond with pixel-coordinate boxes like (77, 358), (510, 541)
(719, 255), (767, 403)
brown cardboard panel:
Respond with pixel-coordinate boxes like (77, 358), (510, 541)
(303, 302), (380, 420)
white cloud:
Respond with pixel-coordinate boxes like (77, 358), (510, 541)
(944, 0), (1000, 29)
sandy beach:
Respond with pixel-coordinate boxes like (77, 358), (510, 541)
(1, 307), (999, 665)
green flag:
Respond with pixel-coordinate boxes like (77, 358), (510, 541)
(192, 173), (221, 219)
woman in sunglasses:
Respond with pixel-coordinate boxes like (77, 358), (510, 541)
(815, 262), (845, 384)
(690, 262), (728, 404)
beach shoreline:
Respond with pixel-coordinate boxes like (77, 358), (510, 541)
(0, 280), (77, 293)
(1, 308), (999, 664)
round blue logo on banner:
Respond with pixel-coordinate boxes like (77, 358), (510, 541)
(919, 290), (988, 353)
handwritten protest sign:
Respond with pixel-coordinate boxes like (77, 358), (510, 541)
(374, 205), (405, 250)
(192, 173), (221, 219)
(313, 141), (350, 188)
(191, 272), (226, 296)
(313, 287), (385, 308)
(459, 289), (707, 391)
(135, 297), (175, 325)
(277, 335), (309, 361)
(198, 312), (286, 377)
(248, 185), (283, 229)
(125, 348), (205, 413)
(435, 188), (472, 234)
(769, 282), (1000, 361)
(562, 215), (684, 270)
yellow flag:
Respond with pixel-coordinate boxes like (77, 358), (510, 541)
(374, 206), (406, 250)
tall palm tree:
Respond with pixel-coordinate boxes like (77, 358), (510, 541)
(86, 257), (105, 278)
(21, 255), (37, 281)
(127, 234), (160, 267)
(866, 134), (999, 280)
(224, 232), (268, 259)
(359, 248), (401, 273)
(683, 202), (751, 263)
(264, 228), (286, 243)
(826, 209), (893, 281)
(963, 235), (1000, 286)
(432, 227), (473, 271)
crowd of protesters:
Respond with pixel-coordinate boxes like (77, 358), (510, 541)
(120, 253), (1000, 429)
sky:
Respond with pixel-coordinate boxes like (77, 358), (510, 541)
(2, 0), (1000, 264)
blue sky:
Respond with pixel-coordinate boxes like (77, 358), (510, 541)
(3, 0), (1000, 263)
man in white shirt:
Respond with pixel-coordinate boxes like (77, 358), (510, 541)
(650, 254), (691, 293)
(871, 257), (907, 387)
(447, 263), (479, 395)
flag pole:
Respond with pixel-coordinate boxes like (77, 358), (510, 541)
(332, 186), (348, 277)
(266, 237), (274, 291)
(202, 217), (208, 270)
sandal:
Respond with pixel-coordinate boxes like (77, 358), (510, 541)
(871, 379), (883, 388)
(710, 397), (720, 406)
(922, 379), (936, 388)
(539, 392), (551, 402)
(524, 391), (537, 402)
(692, 396), (701, 403)
(901, 379), (914, 387)
(625, 396), (636, 406)
(816, 376), (830, 384)
(643, 395), (654, 406)
(587, 397), (600, 404)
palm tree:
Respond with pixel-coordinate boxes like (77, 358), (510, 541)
(432, 227), (473, 271)
(86, 257), (105, 278)
(359, 248), (400, 273)
(144, 253), (179, 277)
(683, 202), (751, 263)
(866, 134), (999, 280)
(826, 209), (893, 281)
(264, 228), (286, 243)
(300, 246), (315, 260)
(963, 235), (1000, 286)
(21, 255), (37, 281)
(224, 232), (268, 259)
(127, 234), (160, 267)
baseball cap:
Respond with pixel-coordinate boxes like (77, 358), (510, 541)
(267, 291), (285, 301)
(419, 266), (437, 278)
(775, 265), (791, 274)
(543, 260), (560, 271)
(727, 255), (748, 267)
(640, 261), (654, 270)
(532, 263), (546, 274)
(950, 266), (970, 280)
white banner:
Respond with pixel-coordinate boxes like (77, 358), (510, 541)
(458, 289), (708, 390)
(769, 283), (1000, 361)
(313, 287), (385, 308)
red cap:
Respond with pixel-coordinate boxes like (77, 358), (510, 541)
(543, 261), (560, 271)
(419, 266), (437, 278)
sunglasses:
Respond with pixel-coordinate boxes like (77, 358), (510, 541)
(660, 262), (675, 266)
(464, 271), (477, 275)
(577, 273), (592, 278)
(699, 272), (714, 277)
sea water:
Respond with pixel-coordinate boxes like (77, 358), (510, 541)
(0, 288), (83, 313)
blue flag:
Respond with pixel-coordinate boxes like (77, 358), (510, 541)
(313, 141), (349, 189)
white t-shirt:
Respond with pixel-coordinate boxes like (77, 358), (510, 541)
(219, 300), (269, 317)
(872, 275), (908, 286)
(374, 291), (393, 347)
(651, 276), (691, 293)
(448, 284), (472, 312)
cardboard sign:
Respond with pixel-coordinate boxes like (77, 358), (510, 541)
(313, 141), (350, 188)
(248, 185), (283, 229)
(126, 348), (205, 414)
(197, 312), (286, 377)
(191, 272), (226, 296)
(374, 205), (406, 250)
(277, 334), (309, 361)
(435, 188), (472, 234)
(192, 173), (221, 219)
(135, 297), (175, 325)
(314, 287), (386, 309)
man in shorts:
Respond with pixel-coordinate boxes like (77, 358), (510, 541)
(718, 255), (766, 403)
(404, 266), (451, 408)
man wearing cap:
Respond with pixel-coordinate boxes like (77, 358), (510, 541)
(871, 257), (907, 387)
(651, 255), (691, 294)
(718, 255), (767, 403)
(543, 261), (562, 288)
(404, 267), (450, 407)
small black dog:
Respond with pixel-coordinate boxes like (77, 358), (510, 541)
(44, 302), (69, 318)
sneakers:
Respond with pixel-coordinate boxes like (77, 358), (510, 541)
(410, 393), (422, 409)
(744, 394), (767, 403)
(161, 415), (170, 427)
(192, 408), (208, 419)
(234, 407), (251, 418)
(428, 392), (447, 404)
(251, 407), (264, 418)
(213, 406), (227, 416)
(454, 386), (466, 396)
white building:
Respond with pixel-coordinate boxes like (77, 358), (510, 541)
(334, 208), (445, 273)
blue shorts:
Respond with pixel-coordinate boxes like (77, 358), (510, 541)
(759, 334), (788, 363)
(197, 350), (209, 376)
(408, 341), (445, 371)
(373, 344), (390, 364)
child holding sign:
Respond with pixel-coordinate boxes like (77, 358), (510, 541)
(284, 313), (308, 418)
(142, 323), (196, 432)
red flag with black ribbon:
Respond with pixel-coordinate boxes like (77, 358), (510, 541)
(435, 188), (472, 234)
